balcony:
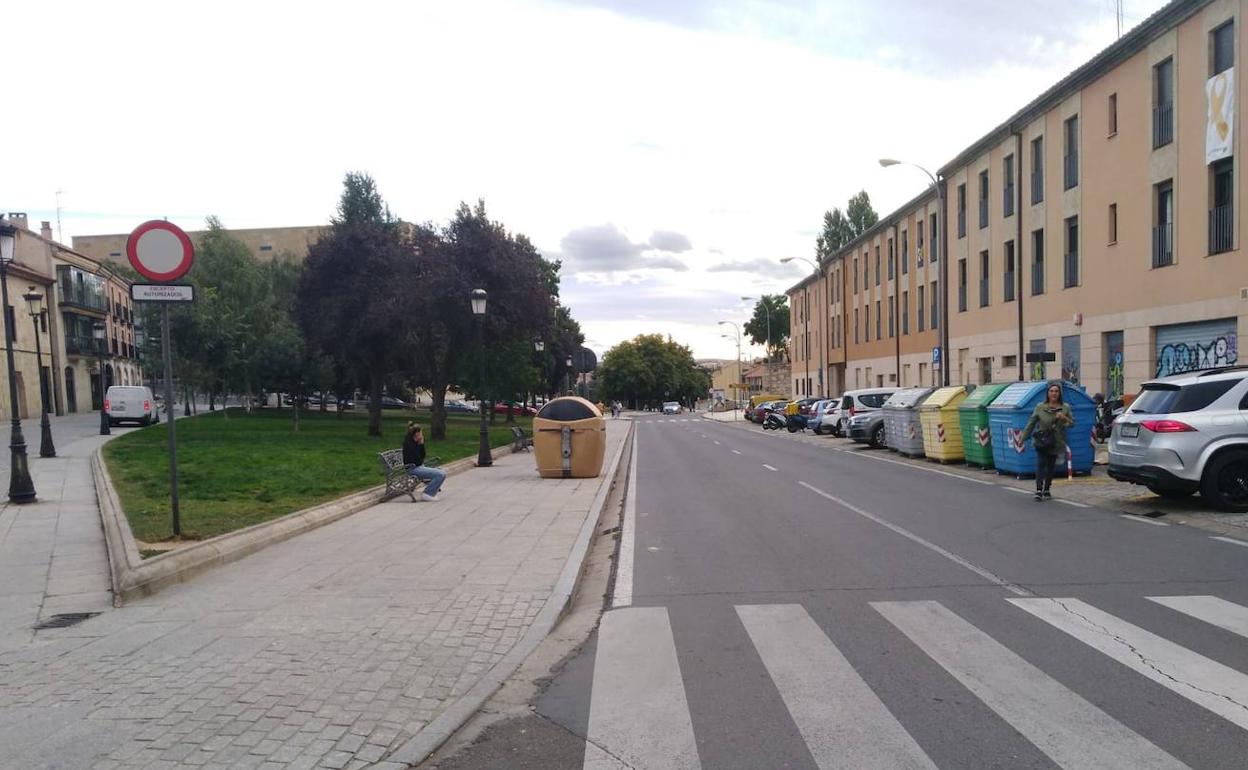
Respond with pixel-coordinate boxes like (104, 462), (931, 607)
(958, 285), (967, 312)
(1003, 185), (1015, 217)
(1031, 172), (1044, 204)
(1153, 103), (1174, 148)
(64, 335), (98, 357)
(1153, 223), (1174, 267)
(1032, 261), (1045, 295)
(979, 278), (989, 307)
(57, 284), (108, 314)
(957, 210), (966, 238)
(1004, 272), (1015, 302)
(978, 198), (989, 229)
(1064, 252), (1079, 288)
(1210, 204), (1233, 254)
(1063, 154), (1078, 189)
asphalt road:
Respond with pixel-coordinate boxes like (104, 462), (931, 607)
(435, 413), (1248, 770)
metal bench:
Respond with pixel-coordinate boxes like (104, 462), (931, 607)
(378, 450), (442, 502)
(511, 426), (533, 452)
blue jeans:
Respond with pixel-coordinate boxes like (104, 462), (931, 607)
(408, 465), (446, 497)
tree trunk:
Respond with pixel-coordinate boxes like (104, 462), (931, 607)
(506, 403), (516, 424)
(430, 384), (448, 440)
(367, 370), (383, 436)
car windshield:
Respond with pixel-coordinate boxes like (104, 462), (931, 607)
(1129, 380), (1239, 414)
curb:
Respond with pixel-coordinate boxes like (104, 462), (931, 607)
(386, 419), (636, 768)
(94, 443), (514, 605)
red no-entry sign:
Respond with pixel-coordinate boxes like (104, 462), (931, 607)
(126, 220), (194, 282)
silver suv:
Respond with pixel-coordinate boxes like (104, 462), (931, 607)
(1109, 367), (1248, 511)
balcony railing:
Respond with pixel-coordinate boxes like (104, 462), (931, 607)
(957, 210), (966, 238)
(1004, 272), (1015, 302)
(1003, 184), (1015, 217)
(979, 278), (989, 307)
(1032, 260), (1046, 295)
(57, 285), (108, 313)
(1153, 103), (1174, 148)
(1031, 172), (1044, 204)
(958, 285), (968, 312)
(64, 335), (99, 357)
(1063, 154), (1078, 189)
(1210, 204), (1233, 254)
(1153, 223), (1174, 267)
(1064, 252), (1079, 288)
(978, 198), (989, 229)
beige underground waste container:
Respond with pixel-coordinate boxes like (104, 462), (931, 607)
(532, 397), (607, 478)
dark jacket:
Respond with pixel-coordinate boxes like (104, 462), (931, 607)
(1020, 402), (1073, 454)
(403, 433), (426, 467)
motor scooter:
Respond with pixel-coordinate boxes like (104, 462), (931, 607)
(764, 411), (808, 433)
(1094, 397), (1124, 443)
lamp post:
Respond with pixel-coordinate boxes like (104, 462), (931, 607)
(780, 256), (824, 398)
(93, 321), (110, 435)
(0, 224), (35, 503)
(22, 288), (55, 458)
(471, 288), (491, 468)
(533, 339), (544, 410)
(565, 355), (573, 395)
(717, 320), (741, 420)
(880, 158), (949, 386)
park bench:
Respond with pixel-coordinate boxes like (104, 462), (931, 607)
(378, 450), (442, 502)
(511, 426), (533, 452)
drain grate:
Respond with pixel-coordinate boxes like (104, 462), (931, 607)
(33, 612), (100, 630)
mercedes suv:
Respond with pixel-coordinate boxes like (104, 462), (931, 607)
(1109, 367), (1248, 511)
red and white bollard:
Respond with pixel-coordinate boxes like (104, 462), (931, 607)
(1066, 445), (1074, 480)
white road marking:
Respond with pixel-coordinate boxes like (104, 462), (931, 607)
(584, 607), (701, 770)
(1211, 536), (1248, 548)
(1119, 514), (1169, 526)
(875, 601), (1185, 770)
(1148, 595), (1248, 639)
(737, 604), (936, 769)
(1009, 597), (1248, 731)
(842, 450), (995, 485)
(713, 440), (721, 446)
(799, 481), (1032, 597)
(763, 464), (778, 472)
(612, 430), (638, 609)
(1054, 499), (1091, 508)
(1003, 487), (1033, 495)
(731, 449), (742, 455)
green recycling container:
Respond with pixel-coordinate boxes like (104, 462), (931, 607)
(957, 382), (1010, 469)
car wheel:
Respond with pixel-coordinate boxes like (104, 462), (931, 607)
(1147, 485), (1194, 499)
(1201, 450), (1248, 512)
(870, 423), (886, 448)
(141, 416), (152, 427)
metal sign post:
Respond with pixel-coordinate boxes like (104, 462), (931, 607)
(161, 304), (180, 534)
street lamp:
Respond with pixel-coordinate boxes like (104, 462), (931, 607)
(93, 321), (111, 435)
(0, 224), (35, 503)
(470, 288), (491, 468)
(23, 288), (54, 458)
(532, 340), (545, 410)
(741, 296), (772, 360)
(565, 355), (574, 395)
(780, 256), (824, 398)
(718, 320), (741, 420)
(880, 157), (949, 386)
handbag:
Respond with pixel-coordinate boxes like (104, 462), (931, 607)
(1032, 429), (1055, 452)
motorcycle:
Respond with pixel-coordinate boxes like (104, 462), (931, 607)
(1093, 397), (1124, 443)
(763, 411), (808, 433)
(762, 411), (785, 430)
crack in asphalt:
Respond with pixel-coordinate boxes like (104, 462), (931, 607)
(530, 709), (640, 770)
(1051, 598), (1248, 716)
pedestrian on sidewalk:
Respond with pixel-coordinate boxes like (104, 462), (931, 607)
(404, 422), (446, 502)
(1020, 382), (1073, 502)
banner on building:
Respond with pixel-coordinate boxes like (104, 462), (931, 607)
(1207, 67), (1234, 164)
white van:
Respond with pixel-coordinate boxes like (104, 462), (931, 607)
(835, 388), (897, 435)
(105, 385), (160, 426)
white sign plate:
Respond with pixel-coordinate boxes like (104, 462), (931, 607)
(131, 284), (195, 302)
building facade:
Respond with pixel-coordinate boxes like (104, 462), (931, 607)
(790, 0), (1245, 401)
(73, 225), (328, 267)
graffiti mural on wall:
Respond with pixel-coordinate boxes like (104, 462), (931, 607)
(1061, 335), (1081, 385)
(1155, 334), (1238, 377)
(1105, 331), (1124, 399)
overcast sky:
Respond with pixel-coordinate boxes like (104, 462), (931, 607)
(6, 0), (1167, 360)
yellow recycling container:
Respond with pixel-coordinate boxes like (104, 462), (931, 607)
(532, 397), (607, 478)
(919, 386), (972, 462)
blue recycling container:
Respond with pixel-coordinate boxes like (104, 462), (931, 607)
(987, 381), (1097, 477)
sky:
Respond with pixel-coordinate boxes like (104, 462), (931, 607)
(5, 0), (1169, 360)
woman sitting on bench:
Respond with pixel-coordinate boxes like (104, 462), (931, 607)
(404, 422), (446, 501)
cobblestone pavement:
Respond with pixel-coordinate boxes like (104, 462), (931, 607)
(0, 419), (627, 770)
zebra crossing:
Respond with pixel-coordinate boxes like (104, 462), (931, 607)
(583, 595), (1248, 769)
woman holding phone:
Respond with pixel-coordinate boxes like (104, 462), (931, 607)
(1020, 382), (1074, 501)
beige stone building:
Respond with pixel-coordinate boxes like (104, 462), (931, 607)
(73, 225), (328, 267)
(791, 0), (1246, 401)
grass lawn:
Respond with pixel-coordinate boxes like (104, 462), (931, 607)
(103, 407), (532, 544)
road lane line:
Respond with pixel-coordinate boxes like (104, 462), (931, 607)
(875, 601), (1185, 770)
(842, 450), (996, 485)
(731, 450), (742, 455)
(585, 607), (701, 769)
(1148, 595), (1248, 639)
(798, 481), (1033, 597)
(612, 429), (638, 609)
(713, 440), (721, 445)
(1211, 536), (1248, 548)
(1119, 514), (1169, 527)
(737, 604), (936, 769)
(1054, 499), (1091, 508)
(1009, 597), (1248, 731)
(763, 464), (778, 472)
(1002, 487), (1032, 495)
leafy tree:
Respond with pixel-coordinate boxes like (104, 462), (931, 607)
(846, 190), (878, 236)
(816, 190), (879, 266)
(596, 334), (709, 409)
(744, 295), (790, 360)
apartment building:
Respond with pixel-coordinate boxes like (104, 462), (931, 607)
(73, 224), (328, 267)
(790, 0), (1243, 401)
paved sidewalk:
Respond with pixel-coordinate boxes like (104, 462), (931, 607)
(0, 418), (627, 770)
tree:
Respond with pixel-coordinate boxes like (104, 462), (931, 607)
(596, 335), (709, 409)
(744, 295), (790, 361)
(816, 190), (879, 266)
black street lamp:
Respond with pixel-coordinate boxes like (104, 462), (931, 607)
(565, 355), (573, 395)
(22, 288), (54, 457)
(0, 224), (35, 503)
(470, 288), (491, 468)
(93, 321), (110, 435)
(533, 339), (544, 410)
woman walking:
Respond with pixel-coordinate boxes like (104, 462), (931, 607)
(1020, 382), (1073, 501)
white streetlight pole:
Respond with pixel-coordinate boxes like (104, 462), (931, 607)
(780, 257), (824, 398)
(717, 320), (741, 420)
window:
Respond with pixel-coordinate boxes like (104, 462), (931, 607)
(958, 258), (968, 312)
(1108, 92), (1118, 136)
(1154, 180), (1174, 267)
(916, 221), (925, 266)
(1153, 58), (1174, 148)
(1213, 21), (1234, 75)
(1003, 154), (1015, 217)
(918, 285), (926, 331)
(854, 308), (859, 343)
(1133, 380), (1237, 414)
(1063, 115), (1079, 189)
(875, 246), (881, 286)
(1108, 203), (1118, 244)
(888, 239), (895, 280)
(978, 170), (989, 228)
(978, 250), (990, 307)
(888, 298), (894, 338)
(1063, 216), (1079, 288)
(875, 300), (881, 339)
(902, 230), (909, 274)
(902, 290), (909, 334)
(1032, 228), (1046, 295)
(1004, 240), (1016, 302)
(930, 280), (938, 329)
(1211, 158), (1234, 254)
(930, 213), (939, 260)
(1029, 137), (1044, 206)
(866, 305), (871, 341)
(957, 184), (967, 237)
(1003, 354), (1017, 369)
(854, 258), (859, 292)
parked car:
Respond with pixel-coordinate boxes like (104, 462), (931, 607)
(810, 399), (841, 435)
(750, 399), (786, 424)
(493, 402), (538, 416)
(796, 397), (821, 416)
(380, 396), (410, 410)
(836, 388), (898, 436)
(105, 385), (160, 427)
(847, 409), (887, 448)
(443, 399), (476, 413)
(1109, 367), (1248, 511)
(662, 401), (682, 415)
